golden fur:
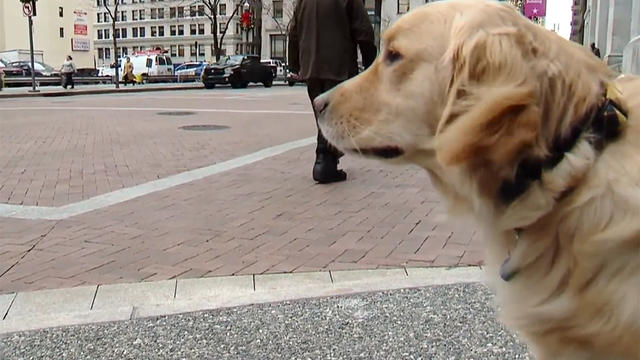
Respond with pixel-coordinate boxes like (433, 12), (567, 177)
(315, 1), (640, 358)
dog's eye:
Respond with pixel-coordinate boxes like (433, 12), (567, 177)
(385, 50), (402, 65)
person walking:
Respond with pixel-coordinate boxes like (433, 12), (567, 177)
(122, 57), (136, 86)
(60, 55), (76, 89)
(590, 43), (601, 59)
(288, 0), (377, 183)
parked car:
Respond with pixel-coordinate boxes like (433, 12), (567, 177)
(260, 59), (285, 80)
(175, 61), (207, 77)
(126, 50), (174, 76)
(0, 59), (24, 77)
(201, 55), (274, 89)
(9, 61), (60, 77)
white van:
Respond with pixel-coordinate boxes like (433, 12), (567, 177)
(120, 49), (173, 77)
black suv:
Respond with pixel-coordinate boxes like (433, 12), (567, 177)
(202, 55), (274, 89)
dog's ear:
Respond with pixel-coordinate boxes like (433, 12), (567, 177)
(436, 26), (542, 174)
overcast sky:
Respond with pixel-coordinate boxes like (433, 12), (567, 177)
(543, 0), (573, 39)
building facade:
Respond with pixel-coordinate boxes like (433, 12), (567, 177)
(0, 0), (95, 68)
(579, 0), (639, 73)
(92, 0), (252, 67)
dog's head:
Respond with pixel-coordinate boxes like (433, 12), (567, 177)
(316, 0), (611, 216)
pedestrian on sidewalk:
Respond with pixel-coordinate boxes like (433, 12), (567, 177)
(590, 43), (601, 59)
(122, 57), (136, 86)
(60, 55), (76, 89)
(288, 0), (377, 184)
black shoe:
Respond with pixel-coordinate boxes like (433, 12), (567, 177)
(313, 153), (347, 184)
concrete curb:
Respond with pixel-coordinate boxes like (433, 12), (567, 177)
(0, 82), (296, 99)
(0, 84), (203, 99)
(0, 266), (485, 335)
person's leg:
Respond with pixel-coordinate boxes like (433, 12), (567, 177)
(69, 74), (74, 89)
(62, 74), (67, 89)
(307, 78), (346, 183)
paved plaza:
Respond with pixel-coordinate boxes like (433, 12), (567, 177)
(0, 87), (482, 295)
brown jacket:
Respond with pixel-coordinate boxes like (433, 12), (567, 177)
(288, 0), (376, 81)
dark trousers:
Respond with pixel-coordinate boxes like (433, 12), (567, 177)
(62, 73), (74, 89)
(306, 78), (342, 158)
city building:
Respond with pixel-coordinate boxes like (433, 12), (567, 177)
(0, 0), (94, 68)
(579, 0), (639, 74)
(92, 0), (253, 67)
(570, 0), (587, 43)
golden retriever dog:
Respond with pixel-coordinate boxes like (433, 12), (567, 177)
(313, 0), (640, 359)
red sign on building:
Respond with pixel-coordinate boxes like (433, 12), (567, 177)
(74, 23), (87, 35)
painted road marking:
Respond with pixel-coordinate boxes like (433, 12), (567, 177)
(0, 137), (315, 220)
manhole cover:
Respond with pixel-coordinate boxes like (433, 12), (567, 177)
(179, 125), (230, 131)
(157, 111), (196, 116)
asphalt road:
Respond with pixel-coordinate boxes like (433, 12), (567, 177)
(1, 283), (532, 360)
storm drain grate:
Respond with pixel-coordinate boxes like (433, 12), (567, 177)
(157, 111), (197, 116)
(179, 124), (230, 131)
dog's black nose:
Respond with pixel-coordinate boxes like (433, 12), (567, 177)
(313, 93), (330, 114)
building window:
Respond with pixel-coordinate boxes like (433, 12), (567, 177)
(97, 13), (102, 23)
(198, 23), (205, 35)
(190, 44), (197, 57)
(121, 11), (127, 21)
(190, 24), (197, 35)
(150, 26), (157, 37)
(170, 45), (177, 57)
(178, 45), (185, 57)
(158, 26), (164, 37)
(132, 27), (138, 37)
(98, 48), (104, 59)
(104, 28), (110, 39)
(177, 6), (184, 18)
(198, 5), (205, 16)
(235, 21), (240, 34)
(59, 27), (64, 38)
(219, 22), (226, 34)
(273, 0), (283, 19)
(115, 28), (120, 38)
(104, 13), (110, 22)
(122, 47), (128, 56)
(170, 7), (176, 18)
(98, 29), (104, 39)
(158, 8), (165, 19)
(151, 8), (157, 19)
(105, 48), (111, 59)
(219, 3), (226, 15)
(139, 9), (145, 20)
(190, 5), (197, 17)
(170, 25), (176, 36)
(199, 44), (205, 56)
(397, 0), (409, 14)
(270, 34), (286, 59)
(59, 7), (64, 17)
(177, 25), (184, 35)
(121, 28), (128, 38)
(139, 27), (146, 37)
(132, 10), (138, 20)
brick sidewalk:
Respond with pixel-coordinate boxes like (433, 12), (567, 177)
(0, 148), (482, 294)
(0, 90), (313, 206)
